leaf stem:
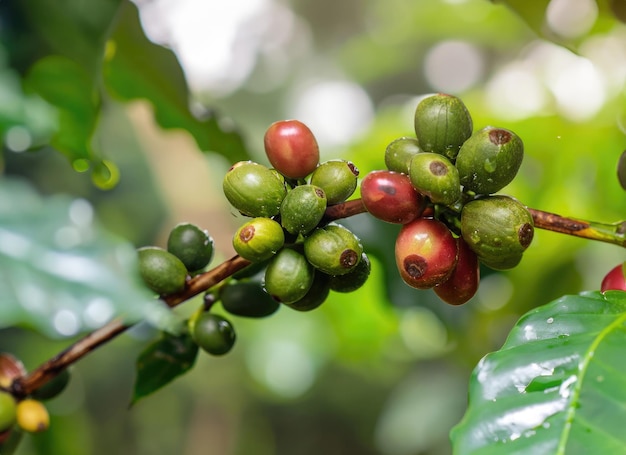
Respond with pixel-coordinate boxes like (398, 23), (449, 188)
(11, 199), (626, 396)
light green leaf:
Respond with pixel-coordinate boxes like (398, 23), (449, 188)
(0, 176), (172, 338)
(103, 1), (249, 162)
(451, 291), (626, 454)
(131, 331), (199, 405)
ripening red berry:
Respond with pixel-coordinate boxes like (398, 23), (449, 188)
(601, 262), (626, 292)
(263, 120), (320, 179)
(360, 170), (425, 224)
(395, 218), (458, 289)
(434, 237), (479, 305)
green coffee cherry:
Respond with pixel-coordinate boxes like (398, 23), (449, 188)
(285, 271), (331, 312)
(220, 280), (280, 318)
(264, 248), (315, 303)
(223, 161), (287, 217)
(31, 369), (70, 401)
(456, 126), (524, 195)
(409, 152), (460, 205)
(414, 93), (473, 161)
(137, 247), (187, 295)
(461, 195), (534, 270)
(167, 223), (214, 272)
(304, 223), (363, 276)
(233, 218), (285, 262)
(309, 160), (359, 205)
(329, 252), (371, 293)
(280, 184), (327, 235)
(385, 137), (423, 174)
(192, 312), (236, 356)
(0, 391), (16, 433)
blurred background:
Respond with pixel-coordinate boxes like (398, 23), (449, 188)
(1, 0), (626, 453)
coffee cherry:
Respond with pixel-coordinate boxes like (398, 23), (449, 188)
(280, 184), (327, 235)
(16, 399), (49, 433)
(167, 223), (214, 272)
(0, 391), (16, 433)
(329, 252), (371, 293)
(601, 262), (626, 292)
(304, 223), (363, 276)
(220, 280), (280, 317)
(192, 312), (236, 356)
(434, 237), (479, 305)
(384, 137), (423, 174)
(31, 369), (71, 401)
(284, 271), (331, 312)
(137, 247), (187, 295)
(309, 160), (359, 205)
(360, 170), (425, 224)
(461, 195), (534, 270)
(233, 218), (285, 263)
(409, 152), (460, 206)
(264, 247), (315, 303)
(223, 161), (287, 217)
(395, 218), (458, 289)
(414, 94), (473, 161)
(456, 126), (523, 195)
(264, 120), (320, 179)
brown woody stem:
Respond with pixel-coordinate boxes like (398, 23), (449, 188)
(11, 199), (626, 396)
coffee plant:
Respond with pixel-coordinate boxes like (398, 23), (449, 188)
(2, 1), (626, 454)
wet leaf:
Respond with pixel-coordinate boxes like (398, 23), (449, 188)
(451, 291), (626, 454)
(131, 331), (199, 405)
(0, 176), (172, 338)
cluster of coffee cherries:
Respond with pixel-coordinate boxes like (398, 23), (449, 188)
(0, 354), (70, 443)
(360, 93), (534, 305)
(223, 120), (371, 310)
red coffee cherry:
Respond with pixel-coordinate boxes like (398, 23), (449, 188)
(264, 120), (320, 179)
(360, 170), (425, 224)
(395, 218), (458, 289)
(601, 262), (626, 292)
(434, 237), (480, 305)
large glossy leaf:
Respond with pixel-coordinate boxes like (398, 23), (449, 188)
(103, 1), (249, 162)
(0, 176), (172, 338)
(451, 291), (626, 454)
(131, 331), (199, 405)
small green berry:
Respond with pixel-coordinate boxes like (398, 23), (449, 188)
(233, 218), (285, 262)
(192, 313), (236, 356)
(309, 160), (359, 204)
(167, 223), (214, 272)
(137, 247), (187, 295)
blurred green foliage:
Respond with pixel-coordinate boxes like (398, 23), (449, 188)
(1, 0), (626, 454)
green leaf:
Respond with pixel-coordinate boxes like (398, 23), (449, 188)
(132, 331), (199, 405)
(103, 1), (249, 162)
(451, 291), (626, 454)
(24, 55), (99, 162)
(0, 176), (172, 338)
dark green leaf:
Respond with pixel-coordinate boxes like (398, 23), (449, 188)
(0, 176), (172, 338)
(103, 1), (249, 162)
(451, 291), (626, 454)
(132, 331), (199, 405)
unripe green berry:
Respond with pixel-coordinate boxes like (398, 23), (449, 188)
(280, 184), (327, 235)
(233, 218), (285, 262)
(409, 152), (460, 205)
(0, 391), (16, 433)
(309, 160), (359, 205)
(384, 137), (422, 174)
(456, 126), (524, 195)
(222, 161), (287, 217)
(220, 280), (280, 318)
(329, 252), (371, 293)
(264, 248), (315, 304)
(31, 369), (71, 401)
(167, 223), (214, 272)
(137, 247), (187, 295)
(304, 223), (363, 276)
(284, 271), (331, 312)
(461, 195), (534, 270)
(414, 93), (473, 161)
(192, 312), (236, 356)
